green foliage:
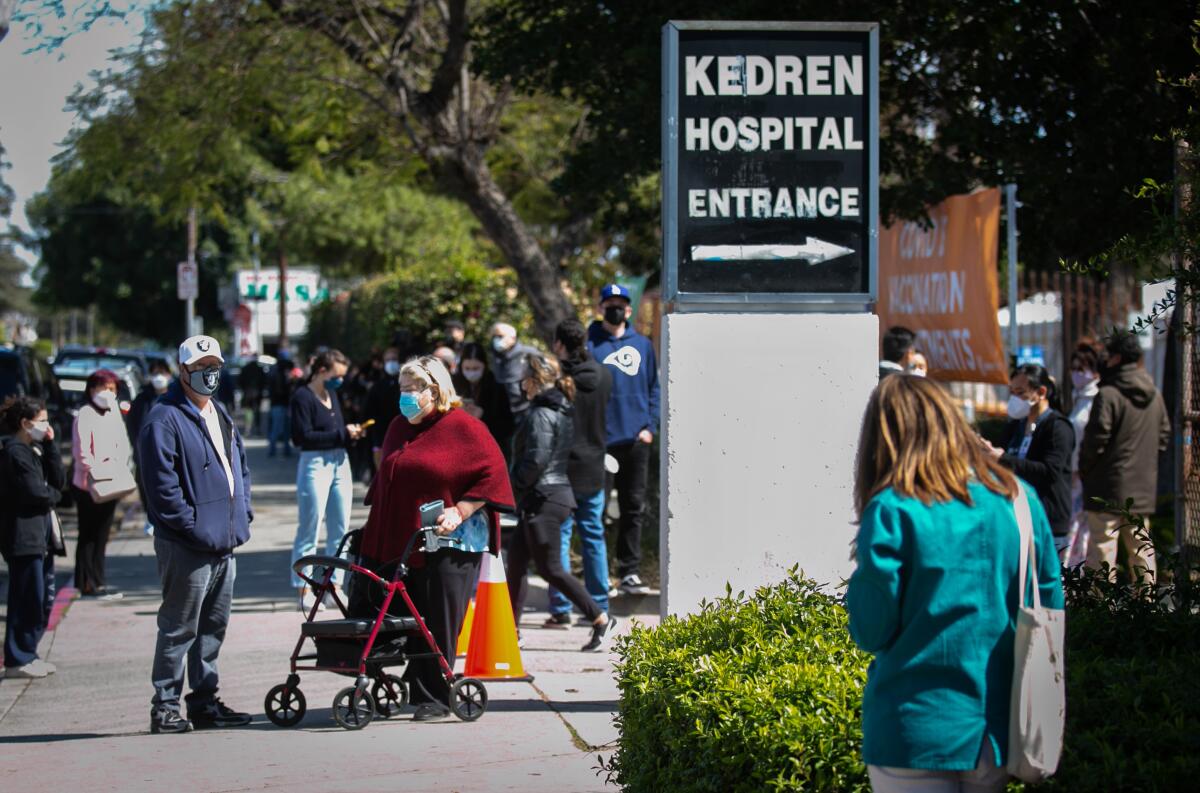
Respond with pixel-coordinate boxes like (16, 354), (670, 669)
(607, 571), (871, 792)
(0, 140), (31, 315)
(304, 262), (537, 361)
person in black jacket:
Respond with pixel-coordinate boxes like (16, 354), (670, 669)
(365, 346), (403, 470)
(126, 360), (173, 535)
(1, 396), (66, 679)
(545, 319), (613, 627)
(985, 364), (1075, 560)
(451, 342), (515, 461)
(505, 352), (616, 652)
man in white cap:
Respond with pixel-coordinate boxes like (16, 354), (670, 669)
(138, 335), (253, 733)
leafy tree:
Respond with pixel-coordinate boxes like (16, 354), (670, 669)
(477, 0), (1196, 274)
(0, 141), (30, 315)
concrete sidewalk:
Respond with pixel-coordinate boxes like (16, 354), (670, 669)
(0, 438), (657, 792)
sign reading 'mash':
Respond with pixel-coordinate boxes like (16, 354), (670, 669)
(663, 22), (878, 306)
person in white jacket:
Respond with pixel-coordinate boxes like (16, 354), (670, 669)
(1064, 340), (1103, 567)
(71, 369), (134, 598)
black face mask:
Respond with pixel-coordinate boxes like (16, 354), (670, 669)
(604, 305), (627, 326)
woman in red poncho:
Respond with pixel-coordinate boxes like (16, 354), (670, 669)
(360, 355), (514, 722)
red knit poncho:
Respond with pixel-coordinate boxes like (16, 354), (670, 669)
(361, 408), (515, 567)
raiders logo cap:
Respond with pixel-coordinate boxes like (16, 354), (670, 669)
(179, 335), (225, 365)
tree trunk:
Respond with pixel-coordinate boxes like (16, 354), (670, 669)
(447, 146), (575, 342)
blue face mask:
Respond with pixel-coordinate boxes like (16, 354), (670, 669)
(399, 392), (424, 419)
(326, 376), (344, 391)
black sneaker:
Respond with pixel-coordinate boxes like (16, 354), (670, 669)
(542, 613), (571, 629)
(150, 708), (193, 734)
(187, 698), (252, 729)
(581, 616), (618, 652)
(411, 703), (451, 722)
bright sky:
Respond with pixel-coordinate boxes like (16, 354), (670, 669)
(0, 4), (147, 267)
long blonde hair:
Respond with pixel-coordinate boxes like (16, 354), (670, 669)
(853, 375), (1016, 518)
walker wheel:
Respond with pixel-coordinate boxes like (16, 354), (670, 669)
(450, 677), (488, 722)
(265, 683), (306, 728)
(372, 674), (408, 718)
(332, 686), (376, 730)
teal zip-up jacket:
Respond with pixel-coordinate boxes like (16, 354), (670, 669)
(846, 480), (1063, 771)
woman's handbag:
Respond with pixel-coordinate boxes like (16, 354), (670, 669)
(1007, 483), (1067, 782)
(87, 460), (137, 504)
(49, 510), (67, 557)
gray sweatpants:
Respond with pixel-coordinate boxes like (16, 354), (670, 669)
(150, 536), (236, 712)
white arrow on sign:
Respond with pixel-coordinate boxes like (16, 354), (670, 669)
(691, 238), (855, 265)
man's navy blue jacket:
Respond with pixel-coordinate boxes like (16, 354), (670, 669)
(587, 320), (661, 447)
(138, 381), (252, 555)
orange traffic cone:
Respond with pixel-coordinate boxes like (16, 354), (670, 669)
(463, 552), (531, 681)
(455, 598), (475, 657)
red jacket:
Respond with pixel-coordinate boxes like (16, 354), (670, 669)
(362, 408), (514, 567)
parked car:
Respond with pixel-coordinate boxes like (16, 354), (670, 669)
(54, 362), (143, 417)
(138, 349), (179, 377)
(0, 344), (71, 442)
(53, 346), (152, 379)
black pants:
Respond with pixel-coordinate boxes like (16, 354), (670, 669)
(507, 498), (604, 624)
(352, 549), (481, 707)
(73, 486), (117, 594)
(3, 553), (54, 668)
(607, 441), (651, 579)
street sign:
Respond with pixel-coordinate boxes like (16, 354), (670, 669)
(662, 21), (878, 309)
(177, 261), (198, 301)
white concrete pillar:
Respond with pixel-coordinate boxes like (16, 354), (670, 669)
(660, 312), (879, 616)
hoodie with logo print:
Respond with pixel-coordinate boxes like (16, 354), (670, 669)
(587, 321), (660, 447)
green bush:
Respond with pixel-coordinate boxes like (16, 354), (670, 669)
(305, 263), (537, 359)
(607, 571), (871, 792)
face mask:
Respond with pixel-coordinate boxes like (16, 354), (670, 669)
(188, 366), (221, 396)
(491, 336), (511, 354)
(92, 391), (118, 410)
(461, 367), (484, 383)
(603, 305), (627, 326)
(325, 376), (344, 391)
(27, 421), (50, 442)
(150, 374), (171, 391)
(908, 368), (927, 377)
(1006, 394), (1033, 421)
(398, 392), (425, 419)
(1071, 370), (1096, 390)
(384, 360), (401, 376)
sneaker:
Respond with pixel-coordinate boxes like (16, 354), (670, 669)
(97, 587), (124, 601)
(5, 660), (50, 679)
(582, 616), (618, 652)
(39, 659), (56, 675)
(150, 708), (194, 734)
(617, 574), (651, 596)
(542, 613), (572, 629)
(187, 698), (252, 729)
(411, 703), (451, 722)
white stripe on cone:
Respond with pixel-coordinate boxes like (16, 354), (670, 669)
(479, 551), (507, 584)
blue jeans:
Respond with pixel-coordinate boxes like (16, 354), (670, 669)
(268, 405), (291, 456)
(292, 449), (353, 588)
(150, 536), (236, 712)
(548, 489), (609, 615)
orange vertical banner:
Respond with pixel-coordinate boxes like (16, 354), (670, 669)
(876, 188), (1007, 384)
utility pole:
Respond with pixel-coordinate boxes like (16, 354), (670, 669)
(186, 206), (198, 338)
(1006, 184), (1019, 362)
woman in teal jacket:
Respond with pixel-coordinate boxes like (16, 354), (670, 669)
(847, 375), (1063, 792)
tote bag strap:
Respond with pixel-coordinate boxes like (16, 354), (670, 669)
(1013, 481), (1042, 611)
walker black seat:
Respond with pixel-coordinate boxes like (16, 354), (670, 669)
(299, 616), (417, 638)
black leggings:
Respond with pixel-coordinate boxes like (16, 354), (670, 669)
(507, 499), (604, 624)
(73, 486), (117, 594)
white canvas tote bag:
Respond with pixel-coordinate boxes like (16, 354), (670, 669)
(1007, 483), (1066, 782)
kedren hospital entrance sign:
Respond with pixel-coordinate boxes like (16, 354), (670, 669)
(663, 21), (878, 305)
(660, 22), (880, 617)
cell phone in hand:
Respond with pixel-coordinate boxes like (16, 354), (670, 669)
(419, 499), (445, 528)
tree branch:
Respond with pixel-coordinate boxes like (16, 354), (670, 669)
(418, 0), (467, 118)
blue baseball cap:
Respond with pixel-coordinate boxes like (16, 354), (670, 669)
(600, 283), (632, 303)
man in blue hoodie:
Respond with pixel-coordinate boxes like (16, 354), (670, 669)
(139, 335), (253, 734)
(588, 284), (660, 596)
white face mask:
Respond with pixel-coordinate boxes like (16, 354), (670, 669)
(1006, 394), (1033, 420)
(491, 336), (512, 354)
(92, 390), (118, 411)
(150, 374), (171, 391)
(461, 366), (484, 383)
(27, 421), (50, 442)
(384, 360), (401, 376)
(1071, 370), (1096, 390)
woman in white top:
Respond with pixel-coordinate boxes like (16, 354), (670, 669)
(71, 369), (133, 598)
(1064, 339), (1103, 567)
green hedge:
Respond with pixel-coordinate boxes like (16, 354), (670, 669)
(608, 571), (871, 792)
(305, 263), (536, 360)
(610, 564), (1200, 793)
